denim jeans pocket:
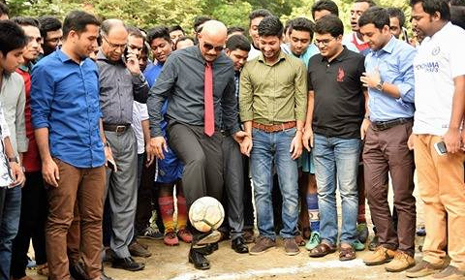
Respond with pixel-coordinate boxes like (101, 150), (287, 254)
(283, 127), (296, 137)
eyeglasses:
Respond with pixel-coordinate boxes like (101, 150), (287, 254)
(45, 37), (62, 44)
(203, 42), (224, 52)
(103, 36), (127, 50)
(314, 37), (337, 47)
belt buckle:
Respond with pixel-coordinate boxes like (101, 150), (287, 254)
(116, 125), (126, 133)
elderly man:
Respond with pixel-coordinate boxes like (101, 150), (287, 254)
(147, 20), (247, 270)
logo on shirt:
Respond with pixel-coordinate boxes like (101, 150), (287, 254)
(432, 46), (440, 56)
(337, 67), (345, 82)
(415, 61), (440, 73)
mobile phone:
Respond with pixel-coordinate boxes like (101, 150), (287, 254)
(434, 141), (447, 155)
(402, 27), (409, 43)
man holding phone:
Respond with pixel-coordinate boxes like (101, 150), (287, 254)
(96, 19), (149, 271)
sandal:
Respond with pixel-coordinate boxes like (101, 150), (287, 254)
(37, 263), (49, 276)
(177, 228), (193, 243)
(164, 231), (179, 246)
(339, 246), (356, 261)
(309, 242), (336, 258)
(295, 235), (306, 246)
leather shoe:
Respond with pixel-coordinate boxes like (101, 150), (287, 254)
(189, 248), (210, 270)
(195, 243), (218, 255)
(69, 262), (88, 280)
(111, 257), (144, 271)
(231, 237), (249, 254)
(129, 240), (152, 258)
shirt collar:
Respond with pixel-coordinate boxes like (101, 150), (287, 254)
(375, 36), (396, 55)
(321, 46), (348, 63)
(18, 62), (33, 73)
(258, 50), (286, 66)
(56, 49), (74, 63)
(96, 49), (124, 65)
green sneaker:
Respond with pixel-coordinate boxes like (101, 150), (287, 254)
(305, 231), (321, 251)
(353, 239), (366, 251)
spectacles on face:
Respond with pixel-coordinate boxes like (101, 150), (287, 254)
(203, 42), (224, 52)
(103, 36), (127, 50)
(45, 37), (62, 44)
(314, 37), (337, 47)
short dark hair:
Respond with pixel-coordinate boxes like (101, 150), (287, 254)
(355, 0), (377, 7)
(147, 26), (171, 45)
(258, 16), (283, 38)
(226, 34), (251, 52)
(451, 5), (465, 28)
(312, 0), (339, 19)
(227, 26), (245, 35)
(38, 16), (62, 39)
(193, 16), (211, 32)
(0, 20), (28, 57)
(288, 17), (315, 39)
(284, 19), (294, 35)
(174, 36), (194, 49)
(387, 7), (406, 28)
(249, 9), (273, 26)
(358, 7), (390, 30)
(127, 25), (144, 39)
(314, 14), (344, 37)
(11, 17), (40, 29)
(169, 25), (184, 34)
(410, 0), (451, 21)
(0, 2), (9, 18)
(63, 10), (100, 39)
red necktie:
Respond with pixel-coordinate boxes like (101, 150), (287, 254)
(204, 62), (214, 136)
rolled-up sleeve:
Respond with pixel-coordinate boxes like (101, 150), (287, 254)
(395, 47), (416, 104)
(239, 65), (254, 122)
(294, 61), (308, 122)
(147, 56), (177, 137)
(31, 64), (54, 129)
(132, 73), (149, 103)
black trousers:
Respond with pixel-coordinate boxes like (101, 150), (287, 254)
(11, 171), (48, 278)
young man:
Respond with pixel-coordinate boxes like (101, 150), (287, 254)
(358, 7), (417, 272)
(37, 16), (62, 56)
(386, 8), (406, 39)
(148, 20), (246, 270)
(240, 16), (307, 256)
(222, 34), (251, 253)
(97, 19), (148, 271)
(10, 17), (49, 280)
(0, 20), (27, 280)
(311, 0), (339, 21)
(406, 0), (465, 278)
(168, 25), (185, 44)
(31, 11), (106, 280)
(247, 9), (273, 60)
(305, 15), (365, 262)
(345, 0), (376, 55)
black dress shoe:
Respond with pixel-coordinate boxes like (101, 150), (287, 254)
(231, 237), (249, 254)
(189, 248), (210, 270)
(195, 242), (219, 255)
(111, 257), (145, 271)
(70, 262), (88, 280)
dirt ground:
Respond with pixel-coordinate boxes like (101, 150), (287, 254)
(27, 185), (425, 280)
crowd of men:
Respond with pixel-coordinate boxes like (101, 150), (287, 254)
(0, 0), (465, 279)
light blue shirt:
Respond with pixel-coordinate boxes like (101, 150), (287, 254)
(365, 37), (416, 121)
(282, 44), (319, 68)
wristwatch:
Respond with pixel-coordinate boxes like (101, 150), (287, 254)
(8, 156), (19, 163)
(375, 80), (384, 91)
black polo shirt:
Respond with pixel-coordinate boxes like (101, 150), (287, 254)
(308, 47), (365, 139)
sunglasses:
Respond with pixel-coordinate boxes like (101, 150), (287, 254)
(203, 42), (224, 52)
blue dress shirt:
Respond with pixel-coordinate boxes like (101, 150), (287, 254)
(365, 37), (416, 121)
(31, 50), (105, 168)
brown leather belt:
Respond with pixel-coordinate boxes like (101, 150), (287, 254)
(252, 121), (296, 133)
(103, 123), (131, 133)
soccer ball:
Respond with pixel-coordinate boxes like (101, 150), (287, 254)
(189, 196), (225, 232)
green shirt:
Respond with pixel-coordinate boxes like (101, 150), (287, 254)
(239, 51), (307, 125)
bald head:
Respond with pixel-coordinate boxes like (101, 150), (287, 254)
(198, 20), (228, 62)
(100, 19), (128, 61)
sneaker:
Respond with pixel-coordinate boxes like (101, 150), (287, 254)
(431, 265), (465, 279)
(368, 236), (379, 251)
(249, 236), (276, 255)
(177, 228), (193, 243)
(164, 231), (179, 246)
(305, 231), (321, 251)
(283, 238), (300, 256)
(363, 246), (396, 266)
(129, 240), (152, 258)
(357, 223), (369, 243)
(353, 239), (366, 251)
(406, 260), (447, 278)
(385, 251), (415, 272)
(138, 226), (163, 240)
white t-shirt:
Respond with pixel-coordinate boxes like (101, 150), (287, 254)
(247, 44), (261, 61)
(412, 23), (465, 136)
(132, 101), (149, 154)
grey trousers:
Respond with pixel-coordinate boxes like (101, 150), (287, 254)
(104, 127), (138, 258)
(222, 134), (245, 240)
(167, 122), (223, 208)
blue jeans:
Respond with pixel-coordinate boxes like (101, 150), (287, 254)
(313, 133), (360, 246)
(251, 128), (299, 239)
(0, 186), (21, 279)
